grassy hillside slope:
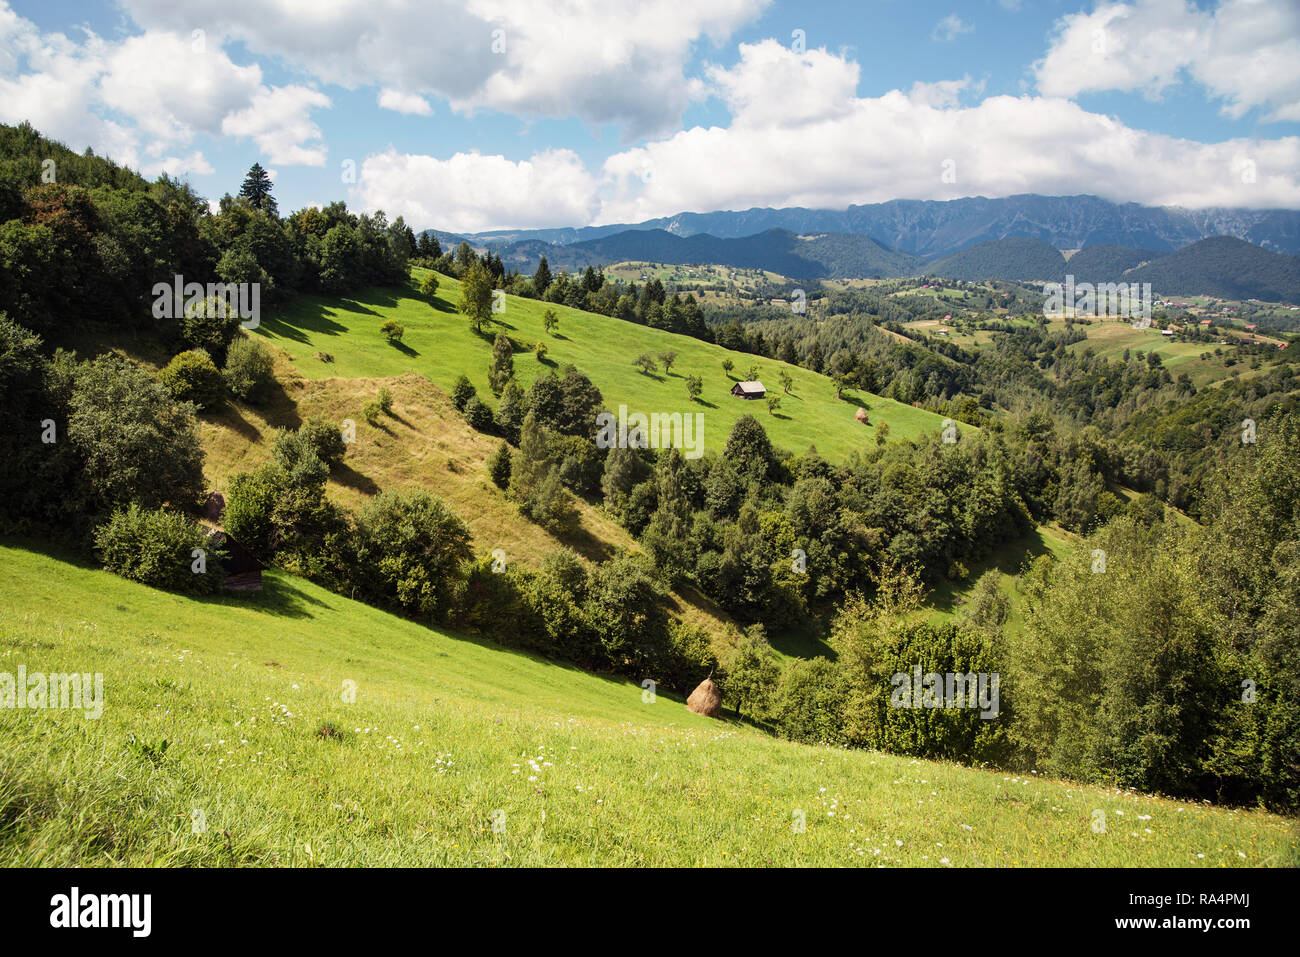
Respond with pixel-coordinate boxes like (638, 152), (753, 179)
(252, 268), (952, 461)
(1, 542), (1293, 867)
(198, 365), (733, 637)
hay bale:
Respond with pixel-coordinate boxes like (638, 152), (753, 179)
(686, 678), (722, 718)
(854, 407), (870, 425)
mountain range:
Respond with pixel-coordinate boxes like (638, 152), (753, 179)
(440, 193), (1300, 257)
(423, 194), (1300, 303)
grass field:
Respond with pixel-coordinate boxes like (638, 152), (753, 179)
(251, 269), (953, 462)
(1062, 320), (1276, 387)
(1, 541), (1294, 867)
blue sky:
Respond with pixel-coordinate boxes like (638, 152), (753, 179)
(3, 0), (1299, 231)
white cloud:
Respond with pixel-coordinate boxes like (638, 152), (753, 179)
(120, 0), (769, 137)
(222, 86), (332, 166)
(1035, 0), (1300, 123)
(354, 147), (601, 232)
(141, 152), (215, 178)
(594, 41), (1300, 223)
(932, 14), (973, 42)
(378, 89), (434, 116)
(99, 33), (264, 144)
(0, 4), (333, 170)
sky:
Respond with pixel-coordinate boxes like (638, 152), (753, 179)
(2, 0), (1299, 233)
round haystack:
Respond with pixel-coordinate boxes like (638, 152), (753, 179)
(686, 678), (722, 718)
(854, 407), (870, 425)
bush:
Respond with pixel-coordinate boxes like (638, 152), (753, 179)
(157, 349), (224, 409)
(296, 416), (347, 468)
(223, 336), (275, 403)
(377, 386), (393, 415)
(658, 621), (719, 694)
(363, 400), (383, 426)
(352, 490), (473, 620)
(93, 504), (222, 594)
(273, 418), (345, 477)
(179, 299), (240, 366)
(380, 319), (405, 343)
(772, 658), (846, 745)
(463, 395), (493, 432)
(419, 272), (439, 298)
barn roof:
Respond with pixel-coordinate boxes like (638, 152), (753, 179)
(733, 380), (766, 394)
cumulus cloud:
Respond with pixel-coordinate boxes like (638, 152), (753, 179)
(222, 87), (332, 166)
(1035, 0), (1300, 122)
(120, 0), (769, 137)
(594, 40), (1300, 223)
(354, 147), (601, 232)
(378, 89), (434, 116)
(0, 3), (332, 169)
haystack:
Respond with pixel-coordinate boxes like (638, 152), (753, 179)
(686, 677), (722, 718)
(854, 407), (870, 425)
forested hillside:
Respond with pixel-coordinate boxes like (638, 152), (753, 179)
(1, 122), (1298, 818)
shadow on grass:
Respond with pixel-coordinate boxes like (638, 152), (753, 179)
(204, 402), (262, 443)
(389, 340), (421, 358)
(331, 462), (379, 495)
(923, 527), (1058, 619)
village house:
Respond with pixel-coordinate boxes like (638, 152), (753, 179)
(731, 380), (766, 400)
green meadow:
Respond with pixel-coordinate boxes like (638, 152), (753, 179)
(1, 541), (1293, 867)
(252, 268), (952, 462)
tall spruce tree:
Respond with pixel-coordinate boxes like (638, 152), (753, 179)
(238, 163), (276, 214)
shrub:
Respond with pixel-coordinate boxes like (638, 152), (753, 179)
(772, 658), (846, 745)
(93, 504), (222, 594)
(352, 490), (473, 620)
(223, 336), (275, 403)
(658, 621), (719, 694)
(273, 418), (345, 476)
(157, 349), (224, 409)
(463, 395), (493, 432)
(179, 298), (240, 365)
(297, 416), (347, 468)
(419, 272), (440, 298)
(380, 319), (404, 343)
(721, 626), (780, 720)
(377, 386), (393, 415)
(363, 400), (383, 426)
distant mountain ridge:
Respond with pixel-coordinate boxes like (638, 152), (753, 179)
(484, 228), (924, 279)
(420, 196), (1300, 303)
(445, 193), (1300, 258)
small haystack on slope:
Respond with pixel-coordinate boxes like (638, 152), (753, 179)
(686, 675), (722, 718)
